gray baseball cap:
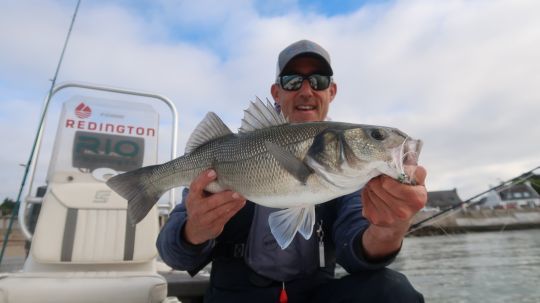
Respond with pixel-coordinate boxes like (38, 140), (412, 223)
(276, 39), (333, 77)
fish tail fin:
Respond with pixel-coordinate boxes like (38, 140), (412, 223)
(106, 164), (165, 224)
(268, 206), (316, 249)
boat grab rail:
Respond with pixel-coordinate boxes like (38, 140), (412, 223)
(20, 81), (179, 240)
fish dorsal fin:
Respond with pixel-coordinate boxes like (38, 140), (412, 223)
(185, 112), (232, 154)
(239, 97), (288, 133)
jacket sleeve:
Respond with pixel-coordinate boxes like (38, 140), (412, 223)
(156, 188), (215, 275)
(333, 191), (399, 273)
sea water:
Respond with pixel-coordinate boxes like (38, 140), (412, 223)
(391, 229), (540, 303)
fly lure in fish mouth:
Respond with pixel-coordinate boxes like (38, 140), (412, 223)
(393, 135), (422, 185)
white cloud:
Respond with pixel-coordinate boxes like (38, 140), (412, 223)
(1, 0), (539, 202)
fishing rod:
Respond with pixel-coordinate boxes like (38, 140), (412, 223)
(0, 0), (82, 263)
(408, 165), (540, 234)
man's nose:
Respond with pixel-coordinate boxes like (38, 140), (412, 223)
(298, 79), (314, 95)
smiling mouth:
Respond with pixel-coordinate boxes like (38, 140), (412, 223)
(296, 105), (317, 111)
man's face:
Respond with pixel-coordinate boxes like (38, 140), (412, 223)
(271, 56), (337, 123)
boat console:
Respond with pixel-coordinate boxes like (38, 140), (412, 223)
(0, 83), (186, 303)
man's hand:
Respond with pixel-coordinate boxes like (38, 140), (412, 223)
(183, 169), (246, 245)
(360, 166), (427, 260)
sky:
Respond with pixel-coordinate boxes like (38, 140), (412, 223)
(1, 0), (539, 204)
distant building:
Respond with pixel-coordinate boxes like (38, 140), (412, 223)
(530, 174), (540, 194)
(426, 188), (463, 210)
(483, 182), (540, 208)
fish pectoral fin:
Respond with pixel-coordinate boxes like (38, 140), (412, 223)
(268, 206), (316, 249)
(264, 141), (313, 184)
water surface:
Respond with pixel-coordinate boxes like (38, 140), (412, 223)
(391, 229), (540, 303)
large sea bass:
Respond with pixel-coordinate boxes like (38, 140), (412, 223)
(107, 99), (422, 249)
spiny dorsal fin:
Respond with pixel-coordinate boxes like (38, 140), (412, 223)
(185, 112), (232, 154)
(239, 97), (288, 133)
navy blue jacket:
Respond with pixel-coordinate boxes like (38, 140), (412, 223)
(157, 189), (397, 282)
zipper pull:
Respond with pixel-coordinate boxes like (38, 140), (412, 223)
(279, 282), (288, 303)
(317, 220), (325, 268)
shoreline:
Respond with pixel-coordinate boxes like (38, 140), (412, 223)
(408, 207), (540, 236)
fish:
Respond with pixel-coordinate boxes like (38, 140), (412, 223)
(106, 98), (422, 249)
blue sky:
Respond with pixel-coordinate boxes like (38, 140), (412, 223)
(257, 0), (384, 17)
(1, 0), (540, 202)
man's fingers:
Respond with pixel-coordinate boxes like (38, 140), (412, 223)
(189, 197), (246, 241)
(369, 177), (402, 208)
(373, 171), (427, 219)
(203, 191), (244, 212)
(363, 173), (425, 225)
(197, 193), (245, 224)
(189, 191), (244, 218)
(411, 165), (427, 186)
(189, 169), (217, 197)
(380, 174), (426, 204)
(183, 170), (248, 244)
(210, 198), (246, 226)
(188, 191), (245, 228)
(362, 180), (394, 225)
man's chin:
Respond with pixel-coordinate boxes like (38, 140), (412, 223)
(290, 111), (320, 123)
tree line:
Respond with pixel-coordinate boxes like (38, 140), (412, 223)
(1, 198), (16, 216)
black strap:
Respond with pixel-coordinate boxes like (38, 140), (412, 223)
(61, 208), (78, 261)
(60, 208), (137, 262)
(213, 242), (246, 259)
(124, 214), (136, 261)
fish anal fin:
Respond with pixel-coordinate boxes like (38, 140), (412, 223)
(268, 206), (316, 249)
(297, 206), (316, 239)
(264, 141), (313, 184)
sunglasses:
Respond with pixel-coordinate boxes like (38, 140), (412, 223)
(277, 74), (332, 91)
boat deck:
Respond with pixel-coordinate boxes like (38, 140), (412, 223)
(0, 251), (209, 303)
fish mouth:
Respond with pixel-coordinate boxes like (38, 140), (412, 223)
(402, 138), (422, 166)
(392, 138), (423, 184)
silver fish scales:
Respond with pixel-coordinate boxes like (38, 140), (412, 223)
(107, 99), (422, 249)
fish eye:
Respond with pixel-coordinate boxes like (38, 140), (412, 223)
(370, 129), (386, 141)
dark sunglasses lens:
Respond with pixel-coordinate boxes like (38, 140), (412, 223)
(308, 75), (330, 90)
(280, 74), (331, 91)
(281, 75), (304, 91)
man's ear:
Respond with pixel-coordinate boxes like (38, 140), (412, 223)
(329, 82), (337, 103)
(271, 83), (280, 104)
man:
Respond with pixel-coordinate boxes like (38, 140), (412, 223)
(157, 39), (427, 302)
